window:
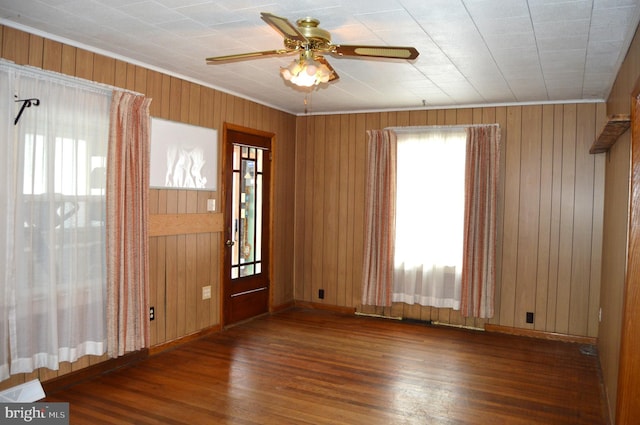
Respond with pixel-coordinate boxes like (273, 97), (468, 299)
(1, 66), (111, 379)
(363, 125), (499, 317)
(392, 128), (467, 309)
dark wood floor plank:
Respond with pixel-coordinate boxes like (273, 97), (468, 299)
(45, 308), (607, 424)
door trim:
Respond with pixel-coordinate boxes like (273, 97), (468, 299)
(221, 123), (275, 327)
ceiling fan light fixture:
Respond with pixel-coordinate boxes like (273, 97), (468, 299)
(281, 54), (333, 87)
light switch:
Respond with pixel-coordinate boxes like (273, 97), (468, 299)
(207, 199), (215, 211)
(202, 285), (211, 300)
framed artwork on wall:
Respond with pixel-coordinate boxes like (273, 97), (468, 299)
(150, 117), (218, 190)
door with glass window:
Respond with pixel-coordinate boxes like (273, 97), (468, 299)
(223, 125), (271, 325)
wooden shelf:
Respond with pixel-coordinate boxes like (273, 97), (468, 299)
(590, 114), (631, 154)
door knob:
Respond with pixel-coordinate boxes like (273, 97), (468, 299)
(225, 240), (235, 247)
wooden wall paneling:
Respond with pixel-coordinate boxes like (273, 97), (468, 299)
(60, 44), (76, 76)
(457, 108), (473, 125)
(286, 116), (298, 303)
(124, 63), (137, 92)
(556, 104), (578, 334)
(145, 70), (163, 117)
(185, 191), (198, 334)
(155, 190), (168, 344)
(42, 39), (62, 72)
(134, 66), (147, 98)
(233, 96), (244, 126)
(93, 54), (116, 86)
(15, 29), (29, 65)
(248, 101), (257, 129)
(225, 93), (235, 124)
(396, 110), (411, 127)
(175, 190), (187, 337)
(545, 105), (564, 331)
(483, 107), (498, 125)
(409, 109), (426, 126)
(71, 355), (90, 373)
(471, 107), (483, 124)
(149, 190), (159, 345)
(168, 77), (182, 121)
(212, 90), (222, 131)
(293, 116), (306, 301)
(185, 226), (197, 335)
(196, 231), (211, 329)
(535, 104), (555, 332)
(336, 114), (350, 307)
(302, 116), (315, 301)
(292, 104), (604, 336)
(377, 111), (389, 128)
(588, 103), (607, 337)
(219, 91), (229, 123)
(246, 100), (256, 129)
(323, 115), (341, 305)
(352, 113), (367, 307)
(2, 26), (17, 62)
(514, 105), (542, 328)
(444, 108), (457, 125)
(607, 27), (640, 115)
(346, 114), (358, 308)
(188, 83), (201, 126)
(158, 74), (171, 120)
(210, 230), (220, 325)
(498, 106), (522, 327)
(74, 49), (94, 80)
(280, 115), (297, 306)
(38, 365), (58, 383)
(569, 103), (597, 336)
(28, 33), (44, 67)
(179, 80), (190, 122)
(311, 116), (327, 303)
(113, 60), (127, 91)
(164, 189), (179, 341)
(270, 115), (280, 306)
(200, 87), (214, 129)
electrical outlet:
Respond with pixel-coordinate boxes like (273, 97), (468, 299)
(202, 285), (211, 300)
(526, 312), (534, 324)
(149, 306), (155, 321)
(318, 289), (325, 299)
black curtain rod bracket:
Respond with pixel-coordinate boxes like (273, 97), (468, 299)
(14, 97), (40, 125)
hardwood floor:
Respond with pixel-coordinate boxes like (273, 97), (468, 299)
(45, 308), (607, 424)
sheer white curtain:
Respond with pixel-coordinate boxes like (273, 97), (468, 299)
(392, 127), (467, 309)
(0, 63), (111, 379)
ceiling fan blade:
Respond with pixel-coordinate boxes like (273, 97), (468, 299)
(260, 12), (308, 43)
(316, 56), (339, 82)
(206, 49), (292, 64)
(332, 45), (419, 60)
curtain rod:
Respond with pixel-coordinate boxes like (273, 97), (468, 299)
(0, 59), (143, 97)
(387, 123), (500, 132)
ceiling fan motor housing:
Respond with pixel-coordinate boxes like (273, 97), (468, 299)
(296, 18), (332, 51)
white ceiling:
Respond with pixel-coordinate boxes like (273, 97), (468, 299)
(1, 0), (639, 115)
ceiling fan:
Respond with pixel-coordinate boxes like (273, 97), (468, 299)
(205, 12), (420, 88)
